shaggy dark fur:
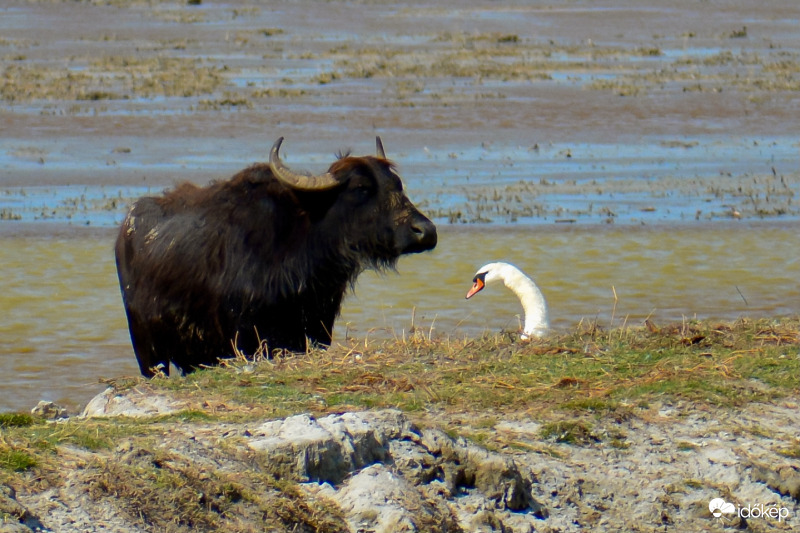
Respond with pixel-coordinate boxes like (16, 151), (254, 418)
(115, 149), (437, 376)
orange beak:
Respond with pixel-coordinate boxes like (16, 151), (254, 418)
(465, 277), (485, 299)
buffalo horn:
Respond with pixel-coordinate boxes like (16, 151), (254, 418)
(376, 136), (386, 159)
(269, 137), (341, 191)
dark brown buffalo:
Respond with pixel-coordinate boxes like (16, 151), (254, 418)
(115, 137), (437, 376)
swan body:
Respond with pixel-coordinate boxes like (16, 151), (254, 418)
(465, 262), (549, 339)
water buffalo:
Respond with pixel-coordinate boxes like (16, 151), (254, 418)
(115, 137), (437, 376)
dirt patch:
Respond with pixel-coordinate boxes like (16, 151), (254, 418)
(2, 0), (798, 226)
(2, 395), (799, 532)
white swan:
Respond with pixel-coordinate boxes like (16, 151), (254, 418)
(465, 262), (549, 339)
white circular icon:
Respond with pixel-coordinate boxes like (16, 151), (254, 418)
(709, 498), (736, 518)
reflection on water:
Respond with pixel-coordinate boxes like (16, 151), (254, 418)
(1, 223), (798, 413)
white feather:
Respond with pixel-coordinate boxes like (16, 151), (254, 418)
(467, 262), (549, 339)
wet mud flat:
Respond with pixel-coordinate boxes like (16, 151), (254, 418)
(2, 138), (798, 226)
(1, 0), (799, 227)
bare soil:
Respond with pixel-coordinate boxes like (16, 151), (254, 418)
(2, 390), (799, 532)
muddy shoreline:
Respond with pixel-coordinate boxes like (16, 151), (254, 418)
(2, 0), (799, 227)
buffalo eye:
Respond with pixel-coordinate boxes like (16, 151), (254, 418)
(347, 179), (375, 204)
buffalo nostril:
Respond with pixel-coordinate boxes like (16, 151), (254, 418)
(399, 210), (437, 254)
(413, 220), (435, 238)
(418, 221), (437, 244)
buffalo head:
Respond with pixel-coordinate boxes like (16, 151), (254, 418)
(269, 136), (437, 262)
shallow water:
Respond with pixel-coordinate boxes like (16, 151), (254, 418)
(344, 223), (800, 338)
(1, 223), (798, 414)
(0, 230), (138, 413)
(2, 135), (797, 226)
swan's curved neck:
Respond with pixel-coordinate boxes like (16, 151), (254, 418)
(493, 265), (549, 337)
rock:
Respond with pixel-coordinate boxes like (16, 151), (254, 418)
(389, 438), (440, 485)
(81, 386), (187, 418)
(0, 522), (33, 533)
(701, 446), (738, 467)
(246, 410), (546, 531)
(248, 411), (392, 484)
(0, 486), (44, 533)
(30, 401), (66, 420)
(463, 446), (539, 513)
(333, 464), (462, 533)
(463, 510), (510, 533)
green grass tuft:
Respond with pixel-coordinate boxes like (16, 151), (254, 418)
(0, 413), (34, 428)
(0, 449), (36, 472)
(541, 420), (599, 445)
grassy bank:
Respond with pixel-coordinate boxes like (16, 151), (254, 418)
(3, 317), (798, 452)
(161, 316), (799, 417)
(1, 317), (798, 530)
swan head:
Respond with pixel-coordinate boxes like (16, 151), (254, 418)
(465, 262), (509, 299)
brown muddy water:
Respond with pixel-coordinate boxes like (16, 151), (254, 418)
(1, 0), (800, 412)
(2, 223), (798, 414)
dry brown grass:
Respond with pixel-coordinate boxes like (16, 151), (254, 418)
(128, 316), (800, 422)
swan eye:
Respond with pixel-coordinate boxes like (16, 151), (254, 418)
(465, 273), (486, 299)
